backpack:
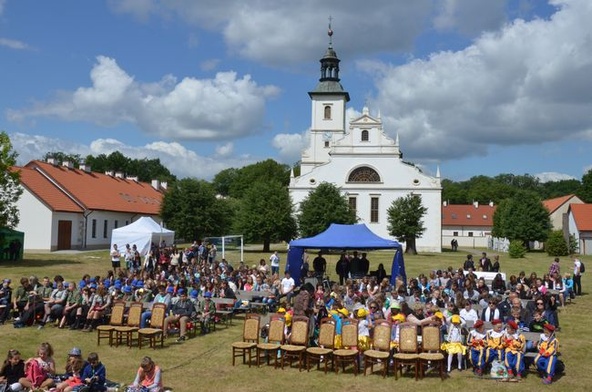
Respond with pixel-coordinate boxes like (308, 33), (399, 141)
(580, 261), (585, 273)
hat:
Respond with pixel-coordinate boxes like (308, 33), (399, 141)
(434, 311), (444, 320)
(78, 280), (86, 288)
(337, 308), (349, 317)
(204, 291), (212, 298)
(543, 323), (556, 332)
(135, 280), (144, 288)
(63, 282), (69, 288)
(277, 307), (286, 314)
(177, 288), (185, 295)
(3, 278), (10, 284)
(392, 313), (406, 323)
(506, 320), (518, 330)
(451, 315), (461, 324)
(492, 319), (503, 325)
(474, 320), (484, 329)
(89, 283), (97, 289)
(114, 281), (122, 289)
(190, 289), (198, 298)
(390, 301), (401, 310)
(356, 308), (369, 318)
(166, 287), (174, 293)
(90, 277), (97, 283)
(103, 281), (111, 288)
(69, 347), (82, 356)
(123, 286), (132, 293)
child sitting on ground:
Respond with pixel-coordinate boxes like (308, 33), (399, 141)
(81, 352), (107, 392)
(55, 357), (84, 392)
(0, 349), (25, 392)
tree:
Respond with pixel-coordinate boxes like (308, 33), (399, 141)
(160, 178), (232, 241)
(235, 180), (297, 251)
(579, 169), (592, 203)
(545, 230), (569, 257)
(212, 168), (240, 197)
(226, 159), (290, 199)
(386, 194), (427, 255)
(297, 182), (356, 238)
(83, 152), (175, 183)
(0, 132), (22, 228)
(492, 190), (552, 249)
(42, 152), (82, 166)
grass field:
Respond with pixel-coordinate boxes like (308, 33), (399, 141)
(0, 247), (590, 392)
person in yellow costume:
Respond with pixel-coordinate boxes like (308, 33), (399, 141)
(504, 320), (526, 379)
(534, 323), (559, 385)
(441, 315), (467, 372)
(356, 307), (372, 351)
(485, 319), (505, 365)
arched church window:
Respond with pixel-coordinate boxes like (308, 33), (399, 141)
(361, 130), (369, 141)
(324, 105), (332, 120)
(347, 167), (381, 183)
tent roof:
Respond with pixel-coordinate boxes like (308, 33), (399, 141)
(112, 216), (174, 234)
(290, 223), (401, 250)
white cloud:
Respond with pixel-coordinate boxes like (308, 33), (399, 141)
(0, 37), (30, 50)
(535, 171), (577, 183)
(272, 132), (309, 163)
(364, 0), (592, 164)
(7, 56), (280, 141)
(10, 132), (255, 180)
(215, 142), (234, 157)
(108, 0), (507, 66)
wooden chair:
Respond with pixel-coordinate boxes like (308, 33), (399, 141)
(138, 303), (167, 349)
(363, 319), (392, 377)
(256, 314), (285, 368)
(113, 302), (143, 347)
(306, 317), (335, 373)
(231, 313), (261, 367)
(96, 301), (125, 346)
(333, 318), (359, 376)
(419, 323), (445, 380)
(280, 315), (309, 371)
(393, 323), (420, 380)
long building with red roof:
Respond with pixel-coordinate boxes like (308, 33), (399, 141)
(14, 159), (166, 251)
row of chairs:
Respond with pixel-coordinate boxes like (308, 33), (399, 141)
(96, 302), (167, 349)
(231, 313), (446, 379)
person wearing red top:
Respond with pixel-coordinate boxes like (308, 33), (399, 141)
(131, 356), (163, 392)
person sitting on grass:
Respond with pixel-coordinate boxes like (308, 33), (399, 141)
(129, 356), (163, 392)
(81, 352), (107, 392)
(19, 342), (55, 391)
(55, 357), (84, 392)
(0, 349), (25, 392)
(535, 323), (559, 385)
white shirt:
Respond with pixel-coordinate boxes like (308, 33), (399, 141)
(574, 259), (582, 276)
(280, 277), (295, 294)
(270, 253), (280, 268)
(460, 308), (479, 322)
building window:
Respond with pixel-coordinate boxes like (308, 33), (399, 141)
(324, 141), (330, 148)
(370, 197), (379, 223)
(125, 220), (129, 226)
(349, 197), (357, 216)
(114, 220), (119, 229)
(103, 220), (108, 239)
(468, 232), (474, 237)
(91, 219), (97, 239)
(347, 166), (381, 183)
(324, 105), (331, 120)
(361, 130), (369, 141)
(453, 231), (459, 236)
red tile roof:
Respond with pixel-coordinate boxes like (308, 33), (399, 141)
(442, 204), (496, 227)
(16, 166), (84, 213)
(19, 160), (163, 214)
(570, 204), (592, 231)
(543, 194), (578, 214)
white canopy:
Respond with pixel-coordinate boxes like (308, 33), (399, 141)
(110, 216), (175, 256)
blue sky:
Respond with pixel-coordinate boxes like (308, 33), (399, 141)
(1, 0), (591, 182)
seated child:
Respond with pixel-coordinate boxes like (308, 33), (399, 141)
(535, 323), (559, 385)
(504, 320), (526, 379)
(81, 352), (106, 392)
(55, 358), (84, 392)
(485, 319), (505, 365)
(19, 342), (55, 391)
(467, 320), (487, 376)
(0, 349), (25, 392)
(129, 356), (163, 392)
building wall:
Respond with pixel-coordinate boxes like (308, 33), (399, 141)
(550, 196), (583, 230)
(15, 189), (54, 251)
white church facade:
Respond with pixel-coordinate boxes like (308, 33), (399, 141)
(289, 30), (442, 252)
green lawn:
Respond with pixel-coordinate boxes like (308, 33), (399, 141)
(0, 248), (589, 392)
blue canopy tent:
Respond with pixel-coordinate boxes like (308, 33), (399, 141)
(287, 223), (406, 287)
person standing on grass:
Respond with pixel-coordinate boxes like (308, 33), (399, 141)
(270, 251), (280, 276)
(110, 244), (121, 275)
(572, 255), (582, 296)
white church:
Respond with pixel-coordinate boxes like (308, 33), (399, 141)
(289, 29), (442, 252)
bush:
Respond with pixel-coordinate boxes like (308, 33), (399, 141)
(546, 230), (569, 256)
(509, 240), (527, 258)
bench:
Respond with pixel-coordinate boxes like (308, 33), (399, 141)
(235, 290), (274, 314)
(211, 297), (236, 327)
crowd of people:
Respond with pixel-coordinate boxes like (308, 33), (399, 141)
(0, 243), (584, 386)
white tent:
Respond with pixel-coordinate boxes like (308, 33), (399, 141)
(110, 217), (175, 256)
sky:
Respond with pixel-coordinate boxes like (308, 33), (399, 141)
(1, 0), (591, 182)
